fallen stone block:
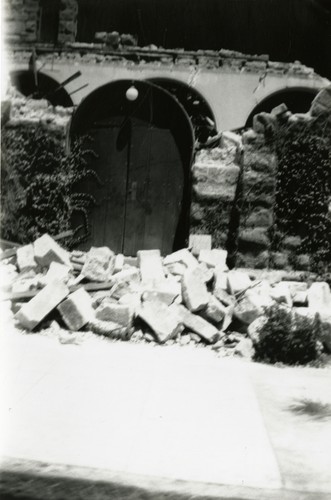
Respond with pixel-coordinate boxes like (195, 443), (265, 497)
(58, 288), (94, 331)
(227, 270), (252, 296)
(123, 256), (138, 267)
(16, 244), (37, 272)
(45, 262), (72, 284)
(213, 268), (228, 292)
(137, 249), (165, 284)
(282, 281), (308, 296)
(165, 262), (187, 276)
(138, 301), (184, 343)
(189, 332), (202, 343)
(293, 291), (308, 306)
(118, 292), (141, 314)
(163, 248), (198, 270)
(180, 334), (191, 345)
(221, 303), (234, 331)
(194, 262), (214, 284)
(234, 338), (255, 359)
(15, 279), (69, 330)
(307, 282), (331, 315)
(202, 294), (227, 324)
(234, 290), (268, 325)
(142, 290), (177, 306)
(11, 276), (40, 294)
(70, 250), (86, 265)
(181, 267), (209, 312)
(34, 233), (71, 268)
(95, 302), (133, 326)
(270, 282), (293, 307)
(213, 286), (236, 307)
(189, 234), (212, 256)
(198, 249), (228, 270)
(113, 254), (124, 273)
(247, 316), (268, 343)
(81, 247), (115, 282)
(110, 267), (141, 284)
(170, 304), (219, 343)
(151, 278), (182, 301)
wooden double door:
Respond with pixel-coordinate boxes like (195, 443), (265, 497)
(83, 116), (185, 255)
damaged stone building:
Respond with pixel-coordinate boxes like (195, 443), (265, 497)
(3, 0), (331, 271)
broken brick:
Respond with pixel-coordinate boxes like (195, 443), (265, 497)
(213, 286), (236, 307)
(202, 294), (227, 324)
(138, 301), (184, 343)
(110, 267), (141, 284)
(137, 249), (165, 284)
(181, 267), (209, 312)
(16, 244), (37, 272)
(307, 282), (331, 315)
(198, 249), (228, 270)
(57, 288), (94, 331)
(95, 302), (133, 326)
(227, 270), (252, 296)
(189, 234), (212, 256)
(165, 262), (187, 276)
(34, 233), (71, 268)
(163, 248), (198, 270)
(142, 290), (177, 306)
(15, 279), (69, 330)
(194, 262), (214, 283)
(45, 262), (72, 284)
(270, 282), (293, 307)
(170, 304), (219, 343)
(82, 247), (115, 282)
(113, 253), (124, 273)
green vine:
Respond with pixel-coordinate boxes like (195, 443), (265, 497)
(274, 117), (331, 272)
(1, 125), (100, 247)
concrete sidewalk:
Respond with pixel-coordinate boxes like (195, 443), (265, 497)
(1, 328), (331, 499)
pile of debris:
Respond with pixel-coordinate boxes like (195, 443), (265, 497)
(1, 233), (331, 358)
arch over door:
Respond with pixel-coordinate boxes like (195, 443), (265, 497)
(70, 80), (194, 255)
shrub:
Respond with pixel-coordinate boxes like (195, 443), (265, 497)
(253, 305), (322, 365)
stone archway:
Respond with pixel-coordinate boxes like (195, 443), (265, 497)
(10, 70), (73, 107)
(147, 78), (217, 143)
(70, 79), (194, 255)
(245, 87), (318, 127)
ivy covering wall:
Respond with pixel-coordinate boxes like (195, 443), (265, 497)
(1, 124), (97, 247)
(274, 118), (331, 272)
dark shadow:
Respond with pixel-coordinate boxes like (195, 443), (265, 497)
(10, 70), (73, 108)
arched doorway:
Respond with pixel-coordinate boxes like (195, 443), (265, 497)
(70, 80), (194, 255)
(245, 87), (318, 127)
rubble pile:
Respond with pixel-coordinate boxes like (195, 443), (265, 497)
(1, 233), (331, 359)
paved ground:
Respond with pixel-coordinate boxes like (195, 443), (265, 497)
(1, 325), (331, 500)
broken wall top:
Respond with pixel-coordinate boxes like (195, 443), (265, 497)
(6, 43), (323, 79)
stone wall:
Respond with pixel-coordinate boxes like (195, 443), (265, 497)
(236, 138), (277, 269)
(237, 87), (331, 272)
(4, 0), (39, 43)
(191, 85), (331, 272)
(190, 132), (241, 251)
(4, 87), (73, 134)
(4, 0), (78, 44)
(58, 0), (78, 43)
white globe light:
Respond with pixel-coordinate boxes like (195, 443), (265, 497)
(126, 86), (138, 101)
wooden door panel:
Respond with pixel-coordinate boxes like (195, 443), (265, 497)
(124, 121), (184, 256)
(79, 122), (128, 252)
